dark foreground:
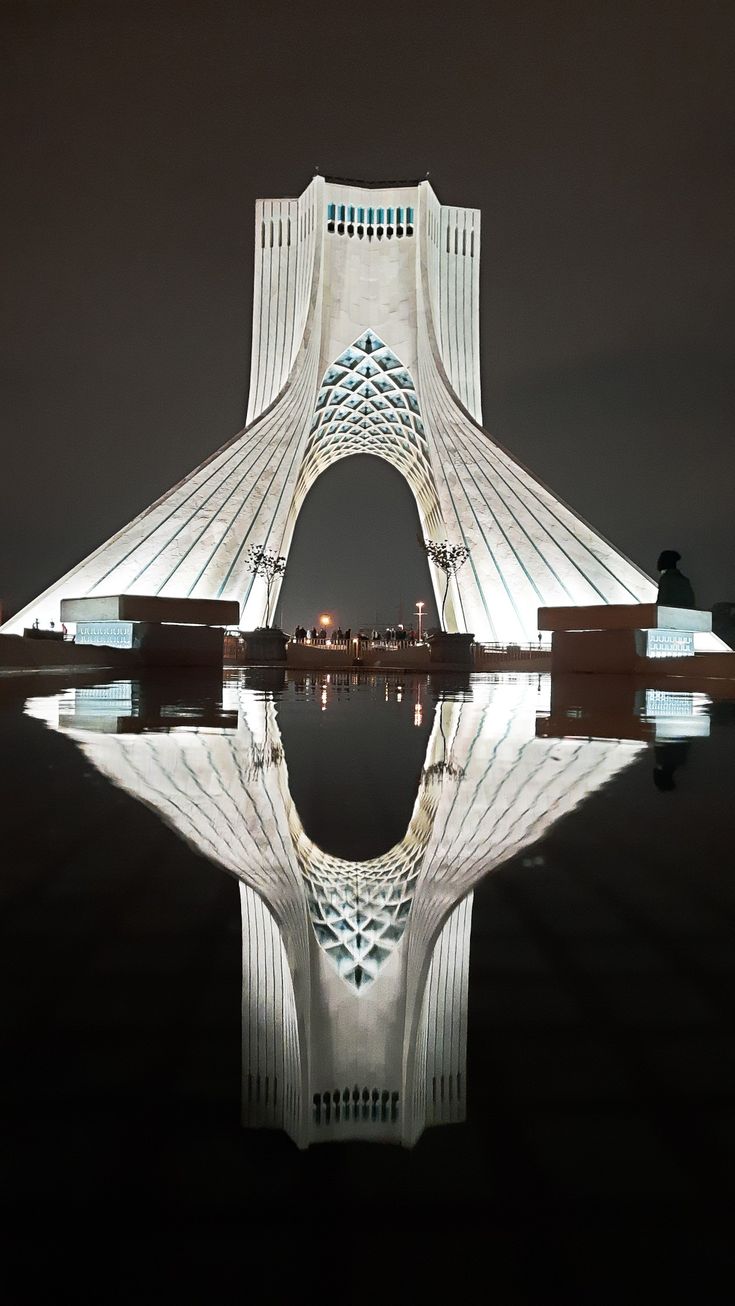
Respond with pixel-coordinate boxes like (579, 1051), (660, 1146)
(1, 669), (734, 1302)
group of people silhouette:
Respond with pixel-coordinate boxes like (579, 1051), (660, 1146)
(293, 626), (352, 645)
(291, 624), (422, 647)
(369, 626), (419, 646)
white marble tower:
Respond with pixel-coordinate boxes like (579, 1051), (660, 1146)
(4, 175), (662, 641)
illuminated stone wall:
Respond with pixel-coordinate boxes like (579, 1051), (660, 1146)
(4, 175), (662, 642)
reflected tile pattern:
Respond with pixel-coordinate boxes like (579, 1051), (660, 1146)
(25, 673), (711, 1148)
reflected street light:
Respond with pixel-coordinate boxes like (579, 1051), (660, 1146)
(415, 601), (425, 642)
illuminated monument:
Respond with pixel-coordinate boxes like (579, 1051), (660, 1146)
(28, 675), (656, 1146)
(6, 175), (667, 642)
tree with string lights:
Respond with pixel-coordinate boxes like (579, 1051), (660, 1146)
(419, 538), (471, 631)
(245, 544), (287, 628)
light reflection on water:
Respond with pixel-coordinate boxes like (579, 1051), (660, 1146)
(24, 671), (717, 1149)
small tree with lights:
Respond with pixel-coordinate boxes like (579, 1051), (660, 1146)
(419, 538), (471, 631)
(245, 544), (287, 628)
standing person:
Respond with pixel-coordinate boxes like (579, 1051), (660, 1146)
(344, 627), (351, 646)
(310, 627), (317, 643)
(656, 551), (696, 608)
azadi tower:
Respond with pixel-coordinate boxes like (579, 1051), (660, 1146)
(27, 675), (649, 1146)
(6, 175), (666, 640)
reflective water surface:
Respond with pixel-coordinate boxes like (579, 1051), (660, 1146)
(2, 669), (735, 1284)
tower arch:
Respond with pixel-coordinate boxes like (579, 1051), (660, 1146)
(292, 330), (442, 535)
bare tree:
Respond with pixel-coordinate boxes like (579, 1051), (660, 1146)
(419, 538), (471, 630)
(245, 544), (287, 628)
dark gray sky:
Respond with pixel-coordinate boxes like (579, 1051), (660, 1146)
(2, 0), (734, 623)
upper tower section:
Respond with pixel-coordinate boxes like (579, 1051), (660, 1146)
(246, 175), (482, 426)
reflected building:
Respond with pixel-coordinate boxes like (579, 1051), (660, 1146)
(27, 675), (681, 1148)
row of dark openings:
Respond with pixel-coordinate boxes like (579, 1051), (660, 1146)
(313, 1086), (400, 1123)
(327, 222), (414, 239)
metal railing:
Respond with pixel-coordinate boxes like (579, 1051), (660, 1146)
(474, 642), (551, 665)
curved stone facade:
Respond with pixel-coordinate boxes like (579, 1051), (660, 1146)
(4, 175), (662, 642)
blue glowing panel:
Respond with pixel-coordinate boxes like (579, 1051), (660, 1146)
(354, 329), (384, 354)
(373, 348), (402, 371)
(335, 348), (362, 369)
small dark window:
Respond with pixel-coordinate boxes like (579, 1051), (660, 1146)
(406, 224), (413, 236)
(347, 223), (354, 236)
(337, 222), (344, 234)
(387, 225), (393, 238)
(327, 220), (335, 233)
(357, 225), (364, 238)
(396, 225), (404, 237)
(377, 225), (383, 239)
(367, 224), (374, 238)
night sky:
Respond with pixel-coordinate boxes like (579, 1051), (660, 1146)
(2, 0), (734, 628)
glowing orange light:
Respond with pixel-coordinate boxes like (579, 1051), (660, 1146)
(320, 614), (331, 627)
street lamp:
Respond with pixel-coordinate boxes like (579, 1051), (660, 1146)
(415, 601), (425, 642)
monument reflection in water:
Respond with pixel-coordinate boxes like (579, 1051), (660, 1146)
(25, 672), (709, 1149)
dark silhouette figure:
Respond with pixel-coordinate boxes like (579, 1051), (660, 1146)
(656, 550), (696, 608)
(653, 740), (690, 791)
